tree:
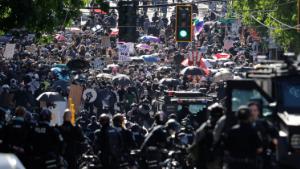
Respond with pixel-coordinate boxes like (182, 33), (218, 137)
(0, 0), (85, 34)
(231, 0), (300, 54)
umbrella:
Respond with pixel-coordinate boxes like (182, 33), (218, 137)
(36, 92), (65, 102)
(107, 64), (120, 69)
(136, 44), (152, 50)
(51, 80), (70, 93)
(110, 28), (119, 36)
(67, 59), (90, 70)
(140, 35), (160, 43)
(55, 34), (66, 42)
(159, 78), (180, 86)
(180, 66), (206, 76)
(96, 73), (113, 79)
(141, 55), (160, 63)
(130, 57), (145, 64)
(214, 53), (231, 60)
(65, 27), (81, 34)
(224, 61), (235, 67)
(157, 66), (172, 72)
(112, 74), (131, 86)
(93, 9), (108, 15)
(213, 70), (233, 82)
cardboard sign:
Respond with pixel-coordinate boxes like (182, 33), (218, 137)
(4, 44), (15, 59)
(101, 36), (111, 48)
(117, 43), (130, 62)
(68, 85), (83, 113)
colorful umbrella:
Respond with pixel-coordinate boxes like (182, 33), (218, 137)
(92, 9), (108, 15)
(136, 44), (152, 50)
(214, 53), (231, 60)
(55, 34), (66, 42)
(141, 55), (160, 63)
(110, 28), (119, 36)
(140, 35), (160, 43)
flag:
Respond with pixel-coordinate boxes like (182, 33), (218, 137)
(199, 56), (210, 76)
(193, 19), (204, 33)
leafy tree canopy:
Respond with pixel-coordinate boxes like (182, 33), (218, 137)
(0, 0), (86, 34)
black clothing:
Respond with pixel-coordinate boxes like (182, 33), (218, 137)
(224, 123), (262, 169)
(2, 118), (31, 166)
(29, 121), (64, 169)
(94, 126), (122, 169)
(59, 121), (85, 169)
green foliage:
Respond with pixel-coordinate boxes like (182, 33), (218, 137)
(232, 0), (300, 54)
(0, 0), (85, 33)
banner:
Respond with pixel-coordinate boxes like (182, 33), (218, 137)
(4, 44), (15, 59)
(68, 84), (83, 113)
(117, 43), (130, 62)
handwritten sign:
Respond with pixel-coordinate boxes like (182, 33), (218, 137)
(117, 43), (130, 62)
(4, 44), (15, 59)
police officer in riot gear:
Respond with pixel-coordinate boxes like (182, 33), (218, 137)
(2, 106), (31, 167)
(189, 103), (224, 169)
(29, 109), (64, 169)
(248, 102), (278, 169)
(223, 106), (263, 169)
(59, 109), (85, 169)
(94, 113), (122, 169)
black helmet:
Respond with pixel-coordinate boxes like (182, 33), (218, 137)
(237, 106), (251, 122)
(208, 103), (224, 119)
(99, 114), (110, 127)
(39, 109), (52, 122)
(165, 119), (180, 132)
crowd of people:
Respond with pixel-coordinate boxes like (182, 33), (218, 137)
(0, 1), (279, 169)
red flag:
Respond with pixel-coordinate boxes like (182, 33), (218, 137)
(199, 56), (210, 76)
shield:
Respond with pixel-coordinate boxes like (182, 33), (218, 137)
(36, 92), (65, 102)
(213, 70), (233, 82)
(82, 88), (97, 103)
(96, 73), (113, 79)
(67, 59), (90, 70)
(112, 74), (131, 86)
(180, 66), (206, 76)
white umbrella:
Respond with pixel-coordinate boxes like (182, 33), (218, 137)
(96, 73), (113, 79)
(213, 70), (233, 82)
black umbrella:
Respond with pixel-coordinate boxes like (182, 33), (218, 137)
(157, 66), (172, 72)
(159, 78), (180, 86)
(180, 66), (206, 76)
(36, 92), (65, 102)
(67, 59), (90, 70)
(51, 80), (70, 93)
(112, 74), (131, 86)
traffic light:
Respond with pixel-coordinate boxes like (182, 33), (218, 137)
(176, 5), (192, 42)
(118, 1), (138, 42)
